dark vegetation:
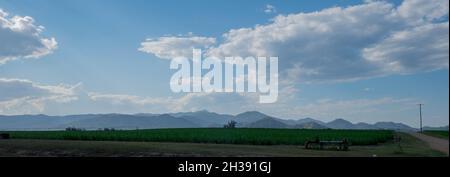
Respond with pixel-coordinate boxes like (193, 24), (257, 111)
(3, 128), (394, 146)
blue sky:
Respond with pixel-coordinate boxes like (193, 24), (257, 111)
(0, 0), (448, 127)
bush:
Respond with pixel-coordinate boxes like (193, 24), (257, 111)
(224, 120), (237, 128)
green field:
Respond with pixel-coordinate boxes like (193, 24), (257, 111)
(3, 128), (394, 146)
(423, 130), (449, 139)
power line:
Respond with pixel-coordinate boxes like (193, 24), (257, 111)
(418, 104), (423, 132)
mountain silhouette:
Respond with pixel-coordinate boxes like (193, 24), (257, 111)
(0, 111), (427, 131)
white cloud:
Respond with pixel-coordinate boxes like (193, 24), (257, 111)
(141, 0), (448, 83)
(363, 22), (449, 73)
(397, 0), (449, 24)
(0, 78), (79, 114)
(0, 9), (57, 65)
(1, 79), (263, 115)
(264, 4), (277, 14)
(207, 0), (448, 83)
(138, 36), (216, 60)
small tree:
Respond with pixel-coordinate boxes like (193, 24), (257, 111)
(224, 120), (237, 128)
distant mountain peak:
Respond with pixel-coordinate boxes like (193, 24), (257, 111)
(373, 122), (416, 131)
(329, 118), (353, 124)
(247, 117), (288, 129)
(332, 118), (350, 122)
(235, 111), (269, 123)
(326, 118), (355, 129)
(302, 117), (316, 121)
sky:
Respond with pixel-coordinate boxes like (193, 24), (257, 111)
(0, 0), (448, 127)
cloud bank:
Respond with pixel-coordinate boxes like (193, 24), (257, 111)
(140, 0), (449, 83)
(0, 78), (79, 114)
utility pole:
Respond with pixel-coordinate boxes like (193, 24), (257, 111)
(418, 104), (423, 132)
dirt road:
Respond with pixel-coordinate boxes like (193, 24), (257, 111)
(407, 132), (449, 156)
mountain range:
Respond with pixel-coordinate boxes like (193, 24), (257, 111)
(0, 110), (443, 131)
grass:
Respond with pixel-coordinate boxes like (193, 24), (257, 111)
(423, 130), (449, 139)
(3, 128), (394, 146)
(0, 133), (444, 157)
(351, 132), (446, 157)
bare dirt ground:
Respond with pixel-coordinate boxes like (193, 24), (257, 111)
(407, 132), (449, 156)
